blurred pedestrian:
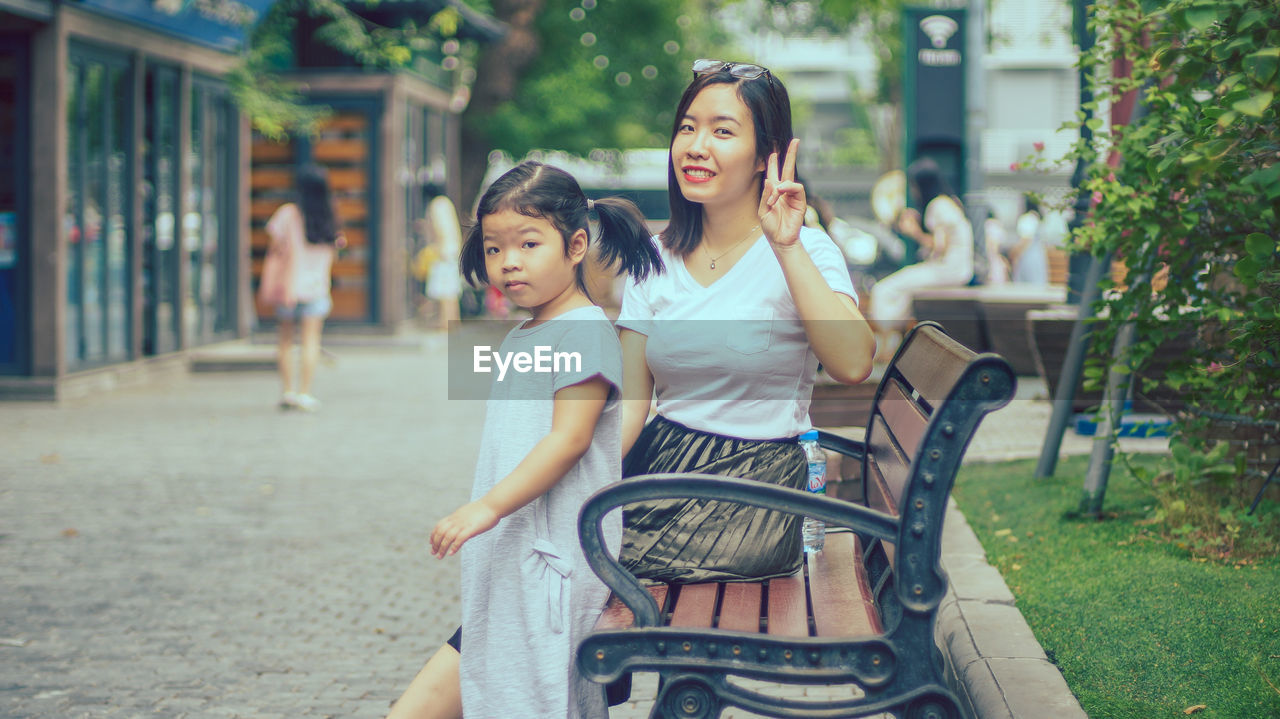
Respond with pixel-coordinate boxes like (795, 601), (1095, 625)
(384, 161), (661, 719)
(982, 208), (1010, 285)
(868, 157), (973, 360)
(423, 188), (463, 330)
(1010, 194), (1048, 284)
(257, 164), (344, 411)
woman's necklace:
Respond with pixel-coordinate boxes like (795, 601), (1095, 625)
(704, 224), (760, 270)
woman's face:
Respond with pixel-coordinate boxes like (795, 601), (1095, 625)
(670, 83), (766, 208)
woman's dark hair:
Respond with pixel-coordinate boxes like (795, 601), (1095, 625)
(905, 156), (956, 212)
(297, 164), (341, 245)
(460, 161), (662, 299)
(661, 68), (793, 257)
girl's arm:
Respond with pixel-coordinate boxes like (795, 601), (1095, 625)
(619, 329), (654, 458)
(759, 140), (875, 385)
(429, 376), (612, 558)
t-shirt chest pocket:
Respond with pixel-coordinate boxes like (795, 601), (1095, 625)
(725, 306), (774, 356)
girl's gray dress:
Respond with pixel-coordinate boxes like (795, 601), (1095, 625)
(459, 305), (622, 719)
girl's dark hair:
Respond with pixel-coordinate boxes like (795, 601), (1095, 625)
(460, 161), (662, 298)
(297, 164), (341, 245)
(906, 156), (956, 212)
(661, 68), (793, 257)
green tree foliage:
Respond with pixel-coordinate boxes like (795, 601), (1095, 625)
(231, 0), (465, 139)
(478, 0), (698, 160)
(1063, 0), (1279, 550)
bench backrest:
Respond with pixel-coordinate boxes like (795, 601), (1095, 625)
(859, 321), (1015, 630)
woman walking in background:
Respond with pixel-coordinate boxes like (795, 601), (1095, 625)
(257, 164), (344, 412)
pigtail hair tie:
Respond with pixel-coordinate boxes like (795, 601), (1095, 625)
(586, 198), (595, 212)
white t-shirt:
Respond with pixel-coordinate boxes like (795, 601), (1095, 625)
(924, 195), (974, 269)
(617, 226), (857, 440)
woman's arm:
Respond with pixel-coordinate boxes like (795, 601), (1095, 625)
(760, 140), (875, 385)
(896, 206), (951, 259)
(429, 377), (611, 558)
(619, 329), (654, 458)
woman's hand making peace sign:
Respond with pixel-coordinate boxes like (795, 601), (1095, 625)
(758, 138), (806, 250)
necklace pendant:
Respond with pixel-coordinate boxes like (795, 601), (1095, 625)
(710, 260), (716, 270)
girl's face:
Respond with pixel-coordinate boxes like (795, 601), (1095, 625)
(671, 83), (766, 209)
(481, 209), (587, 321)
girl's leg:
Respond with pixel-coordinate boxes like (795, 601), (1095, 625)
(298, 314), (325, 397)
(276, 318), (296, 396)
(385, 645), (462, 719)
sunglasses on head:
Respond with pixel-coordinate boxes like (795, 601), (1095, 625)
(691, 59), (773, 82)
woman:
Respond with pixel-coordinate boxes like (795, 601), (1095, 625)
(867, 157), (973, 360)
(258, 164), (343, 411)
(615, 59), (875, 583)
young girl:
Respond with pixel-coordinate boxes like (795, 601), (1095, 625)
(386, 161), (660, 719)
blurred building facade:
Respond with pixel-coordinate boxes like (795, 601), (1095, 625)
(0, 0), (263, 400)
(0, 0), (498, 400)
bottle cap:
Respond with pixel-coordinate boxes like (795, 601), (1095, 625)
(800, 429), (819, 441)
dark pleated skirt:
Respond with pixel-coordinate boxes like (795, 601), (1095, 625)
(620, 415), (805, 583)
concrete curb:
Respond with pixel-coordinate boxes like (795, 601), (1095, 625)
(937, 498), (1088, 719)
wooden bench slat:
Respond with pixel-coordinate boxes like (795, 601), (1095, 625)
(669, 583), (718, 628)
(717, 582), (763, 633)
(595, 585), (669, 631)
(865, 457), (895, 517)
(867, 415), (910, 513)
(879, 379), (929, 459)
(892, 325), (974, 406)
(765, 571), (809, 637)
(807, 533), (881, 637)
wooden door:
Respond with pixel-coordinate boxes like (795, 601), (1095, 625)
(250, 108), (375, 323)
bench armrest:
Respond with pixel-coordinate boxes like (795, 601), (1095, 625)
(578, 473), (899, 628)
(816, 429), (866, 460)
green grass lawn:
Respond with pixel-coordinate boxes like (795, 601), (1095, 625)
(953, 455), (1280, 719)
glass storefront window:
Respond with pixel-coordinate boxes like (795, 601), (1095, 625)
(143, 64), (181, 355)
(186, 79), (237, 346)
(65, 45), (132, 369)
(106, 64), (129, 361)
(64, 60), (81, 366)
(62, 44), (239, 369)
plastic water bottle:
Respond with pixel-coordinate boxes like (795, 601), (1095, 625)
(800, 430), (826, 553)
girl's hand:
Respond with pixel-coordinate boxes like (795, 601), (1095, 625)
(430, 500), (500, 558)
(759, 138), (806, 250)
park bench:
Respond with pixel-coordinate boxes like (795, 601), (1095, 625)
(576, 321), (1016, 719)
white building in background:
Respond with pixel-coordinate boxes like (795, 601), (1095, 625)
(709, 0), (1081, 223)
(743, 29), (880, 168)
(982, 0), (1080, 220)
(720, 1), (881, 172)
